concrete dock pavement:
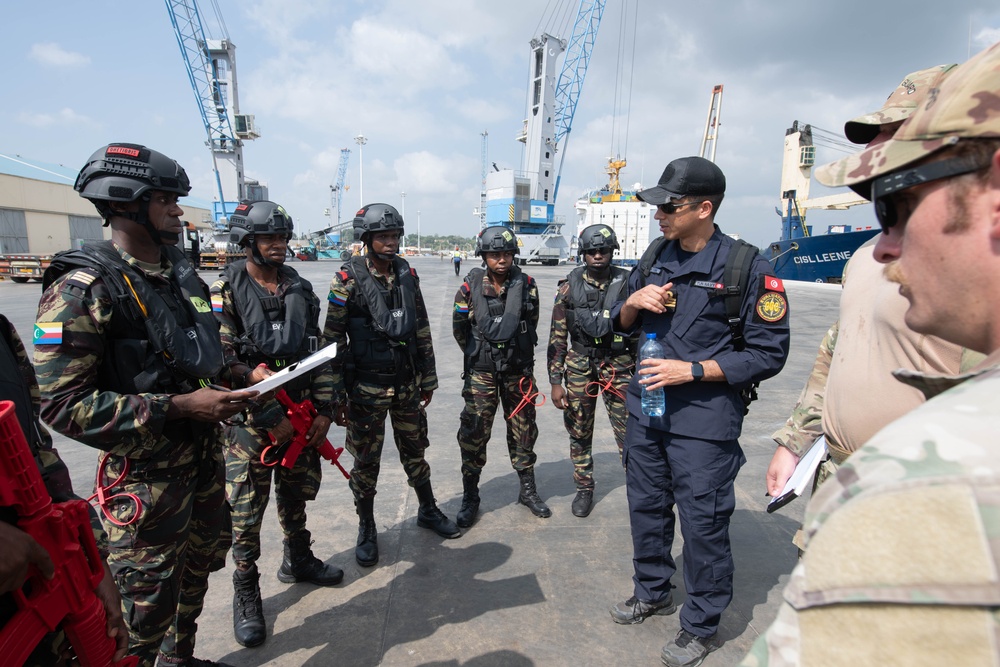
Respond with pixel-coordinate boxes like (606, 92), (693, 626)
(1, 255), (843, 666)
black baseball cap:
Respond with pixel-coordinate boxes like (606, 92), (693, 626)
(636, 156), (726, 205)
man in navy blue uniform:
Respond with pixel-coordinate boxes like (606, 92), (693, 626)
(608, 156), (790, 667)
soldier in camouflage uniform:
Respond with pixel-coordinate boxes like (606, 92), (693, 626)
(766, 65), (983, 551)
(32, 144), (256, 667)
(547, 224), (635, 518)
(454, 226), (549, 526)
(324, 203), (459, 569)
(211, 200), (342, 649)
(743, 42), (1000, 666)
(0, 314), (128, 665)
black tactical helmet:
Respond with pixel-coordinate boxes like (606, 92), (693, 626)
(75, 143), (190, 221)
(577, 223), (619, 256)
(353, 203), (404, 242)
(228, 200), (294, 247)
(475, 225), (519, 257)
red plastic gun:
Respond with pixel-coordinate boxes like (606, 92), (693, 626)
(0, 400), (137, 667)
(262, 390), (351, 480)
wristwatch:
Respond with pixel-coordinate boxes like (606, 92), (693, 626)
(691, 361), (704, 382)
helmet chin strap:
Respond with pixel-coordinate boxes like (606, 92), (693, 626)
(124, 198), (173, 246)
(366, 239), (396, 262)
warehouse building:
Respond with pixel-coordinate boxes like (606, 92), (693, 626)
(0, 152), (214, 256)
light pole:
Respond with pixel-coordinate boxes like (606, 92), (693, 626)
(400, 191), (406, 247)
(354, 134), (367, 206)
(417, 210), (421, 255)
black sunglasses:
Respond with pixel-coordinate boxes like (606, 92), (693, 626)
(657, 200), (701, 215)
(871, 156), (988, 231)
(584, 247), (610, 256)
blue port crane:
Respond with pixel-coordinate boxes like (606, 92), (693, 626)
(164, 0), (259, 225)
(330, 148), (351, 225)
(484, 0), (606, 264)
(552, 0), (606, 203)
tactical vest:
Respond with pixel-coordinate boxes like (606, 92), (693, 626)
(342, 255), (419, 382)
(465, 266), (537, 373)
(0, 315), (41, 450)
(42, 241), (223, 397)
(224, 260), (319, 375)
(564, 265), (631, 357)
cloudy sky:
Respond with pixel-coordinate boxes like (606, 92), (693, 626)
(4, 0), (1000, 248)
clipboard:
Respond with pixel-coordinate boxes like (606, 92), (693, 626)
(250, 343), (338, 395)
(766, 435), (829, 514)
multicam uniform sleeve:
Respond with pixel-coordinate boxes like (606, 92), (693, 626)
(453, 281), (472, 350)
(771, 320), (837, 457)
(412, 271), (439, 392)
(547, 281), (571, 385)
(323, 270), (354, 404)
(33, 276), (169, 458)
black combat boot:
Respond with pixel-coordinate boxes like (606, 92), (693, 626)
(277, 535), (344, 586)
(572, 489), (594, 517)
(456, 474), (481, 528)
(517, 469), (552, 518)
(355, 497), (379, 567)
(415, 480), (461, 538)
(232, 564), (266, 647)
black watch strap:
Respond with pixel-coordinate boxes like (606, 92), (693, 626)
(691, 361), (704, 382)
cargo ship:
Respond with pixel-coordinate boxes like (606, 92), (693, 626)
(765, 121), (879, 283)
(573, 158), (655, 265)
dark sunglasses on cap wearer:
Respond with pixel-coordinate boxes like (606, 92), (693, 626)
(871, 155), (988, 232)
(656, 200), (701, 215)
(584, 247), (611, 256)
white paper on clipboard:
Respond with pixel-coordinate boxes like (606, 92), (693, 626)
(766, 435), (828, 513)
(250, 343), (338, 395)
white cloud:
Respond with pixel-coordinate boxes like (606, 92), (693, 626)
(393, 151), (478, 195)
(29, 42), (90, 67)
(17, 108), (94, 128)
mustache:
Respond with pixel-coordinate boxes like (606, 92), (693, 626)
(883, 261), (906, 287)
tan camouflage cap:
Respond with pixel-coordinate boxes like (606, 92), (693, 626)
(816, 41), (1000, 198)
(844, 64), (957, 144)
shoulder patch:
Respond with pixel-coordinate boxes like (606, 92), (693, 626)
(410, 267), (417, 277)
(33, 322), (63, 345)
(337, 270), (350, 282)
(460, 282), (471, 296)
(755, 291), (788, 323)
(763, 275), (784, 293)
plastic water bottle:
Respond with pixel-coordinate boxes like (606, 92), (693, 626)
(640, 333), (666, 417)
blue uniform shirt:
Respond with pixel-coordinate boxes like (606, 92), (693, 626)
(611, 226), (790, 441)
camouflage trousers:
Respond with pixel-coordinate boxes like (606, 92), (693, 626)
(562, 359), (631, 490)
(458, 369), (539, 479)
(221, 423), (322, 566)
(344, 380), (432, 501)
(100, 447), (225, 667)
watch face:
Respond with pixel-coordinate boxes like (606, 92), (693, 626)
(692, 362), (703, 380)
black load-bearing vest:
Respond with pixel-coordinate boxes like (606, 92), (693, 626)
(465, 266), (537, 373)
(342, 255), (419, 379)
(224, 260), (320, 375)
(564, 265), (631, 357)
(42, 241), (223, 396)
